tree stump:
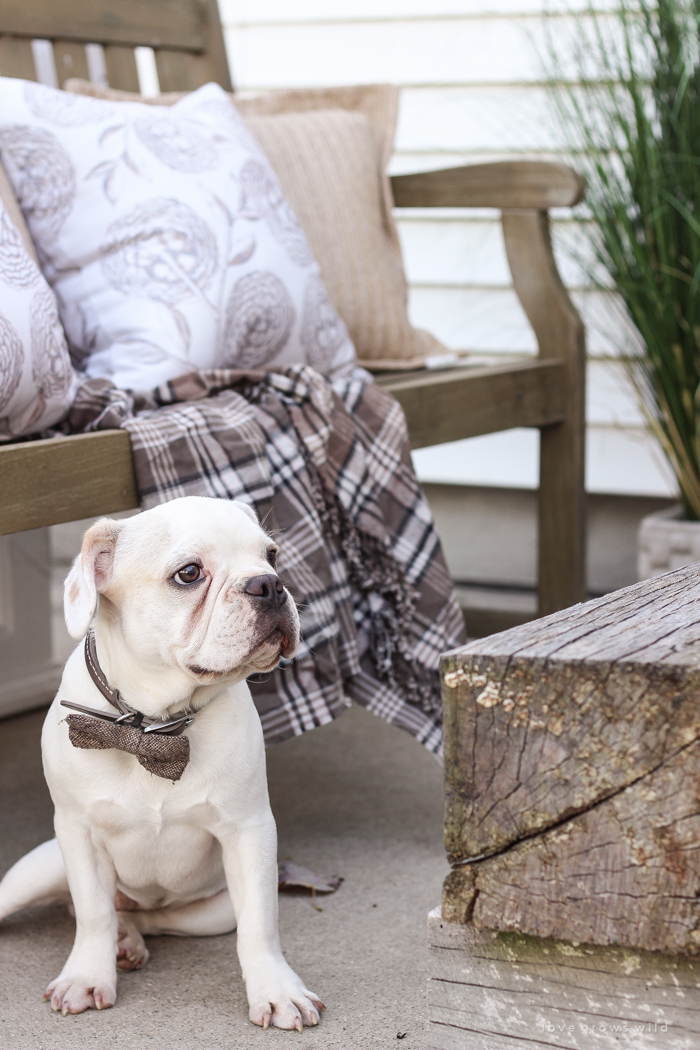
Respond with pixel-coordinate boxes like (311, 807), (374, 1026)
(440, 561), (700, 957)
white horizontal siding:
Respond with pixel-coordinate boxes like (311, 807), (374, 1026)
(412, 427), (674, 497)
(397, 87), (564, 155)
(221, 1), (673, 499)
(397, 216), (597, 288)
(223, 1), (618, 26)
(223, 17), (605, 90)
(406, 286), (632, 360)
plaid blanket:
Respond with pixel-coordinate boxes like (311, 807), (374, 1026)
(68, 366), (465, 755)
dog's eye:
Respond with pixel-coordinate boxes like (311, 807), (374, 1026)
(174, 564), (202, 585)
(266, 548), (277, 569)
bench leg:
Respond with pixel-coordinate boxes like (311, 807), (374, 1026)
(538, 419), (586, 616)
(501, 209), (587, 618)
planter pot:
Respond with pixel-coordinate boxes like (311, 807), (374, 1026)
(637, 503), (700, 580)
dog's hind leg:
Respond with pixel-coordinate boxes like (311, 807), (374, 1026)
(128, 888), (237, 938)
(0, 838), (70, 920)
(116, 913), (150, 972)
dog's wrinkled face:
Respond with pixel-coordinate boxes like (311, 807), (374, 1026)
(64, 497), (300, 684)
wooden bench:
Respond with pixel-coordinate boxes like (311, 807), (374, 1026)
(431, 563), (700, 1048)
(0, 0), (586, 618)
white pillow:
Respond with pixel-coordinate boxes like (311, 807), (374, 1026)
(0, 80), (356, 390)
(0, 195), (77, 439)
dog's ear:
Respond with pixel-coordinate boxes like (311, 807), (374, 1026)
(64, 518), (123, 639)
(234, 500), (258, 524)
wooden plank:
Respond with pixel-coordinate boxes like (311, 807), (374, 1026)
(0, 360), (562, 533)
(53, 40), (89, 87)
(193, 0), (233, 91)
(0, 430), (138, 535)
(103, 45), (139, 92)
(155, 1), (231, 93)
(440, 563), (700, 955)
(427, 1020), (557, 1050)
(429, 942), (700, 1007)
(377, 359), (566, 450)
(0, 0), (206, 52)
(0, 35), (35, 79)
(391, 162), (585, 211)
(427, 910), (700, 1050)
(155, 49), (194, 93)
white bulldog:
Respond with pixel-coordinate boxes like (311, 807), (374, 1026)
(0, 496), (323, 1030)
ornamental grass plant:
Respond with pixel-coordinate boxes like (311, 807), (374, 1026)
(547, 0), (700, 518)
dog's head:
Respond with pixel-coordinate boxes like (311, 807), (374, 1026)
(64, 497), (299, 685)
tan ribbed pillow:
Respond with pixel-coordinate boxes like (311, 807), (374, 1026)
(65, 80), (444, 370)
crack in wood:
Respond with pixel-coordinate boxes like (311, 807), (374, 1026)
(441, 563), (700, 956)
(449, 732), (700, 869)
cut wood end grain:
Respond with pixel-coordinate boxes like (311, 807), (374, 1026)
(441, 562), (700, 957)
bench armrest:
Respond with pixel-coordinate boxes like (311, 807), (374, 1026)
(389, 158), (587, 614)
(390, 161), (585, 211)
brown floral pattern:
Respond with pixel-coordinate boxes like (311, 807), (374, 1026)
(223, 271), (295, 367)
(301, 275), (351, 372)
(0, 126), (75, 239)
(0, 208), (38, 287)
(240, 159), (314, 267)
(101, 198), (218, 304)
(30, 288), (73, 399)
(0, 314), (23, 415)
(134, 115), (218, 173)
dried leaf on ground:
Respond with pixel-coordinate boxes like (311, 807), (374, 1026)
(278, 861), (343, 894)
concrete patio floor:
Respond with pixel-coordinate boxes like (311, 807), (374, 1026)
(0, 701), (446, 1050)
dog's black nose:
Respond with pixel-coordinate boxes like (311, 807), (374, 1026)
(244, 574), (287, 605)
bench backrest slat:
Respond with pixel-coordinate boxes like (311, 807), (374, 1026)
(0, 0), (231, 90)
(0, 36), (36, 79)
(103, 45), (139, 92)
(54, 40), (90, 83)
(0, 0), (206, 52)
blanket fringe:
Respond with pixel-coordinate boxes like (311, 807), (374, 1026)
(290, 414), (441, 716)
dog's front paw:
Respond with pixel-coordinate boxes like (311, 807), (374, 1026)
(247, 962), (324, 1032)
(44, 975), (116, 1015)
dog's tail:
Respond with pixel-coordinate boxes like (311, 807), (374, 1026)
(0, 837), (69, 920)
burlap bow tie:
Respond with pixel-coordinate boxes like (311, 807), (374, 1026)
(61, 631), (193, 782)
(66, 713), (190, 781)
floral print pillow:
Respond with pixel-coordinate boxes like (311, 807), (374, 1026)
(0, 195), (77, 440)
(0, 80), (356, 390)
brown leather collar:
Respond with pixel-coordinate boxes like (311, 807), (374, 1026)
(60, 630), (194, 737)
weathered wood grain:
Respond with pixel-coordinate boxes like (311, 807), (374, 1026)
(472, 745), (700, 955)
(0, 0), (206, 51)
(391, 161), (585, 211)
(427, 908), (700, 1050)
(441, 563), (700, 955)
(0, 431), (138, 535)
